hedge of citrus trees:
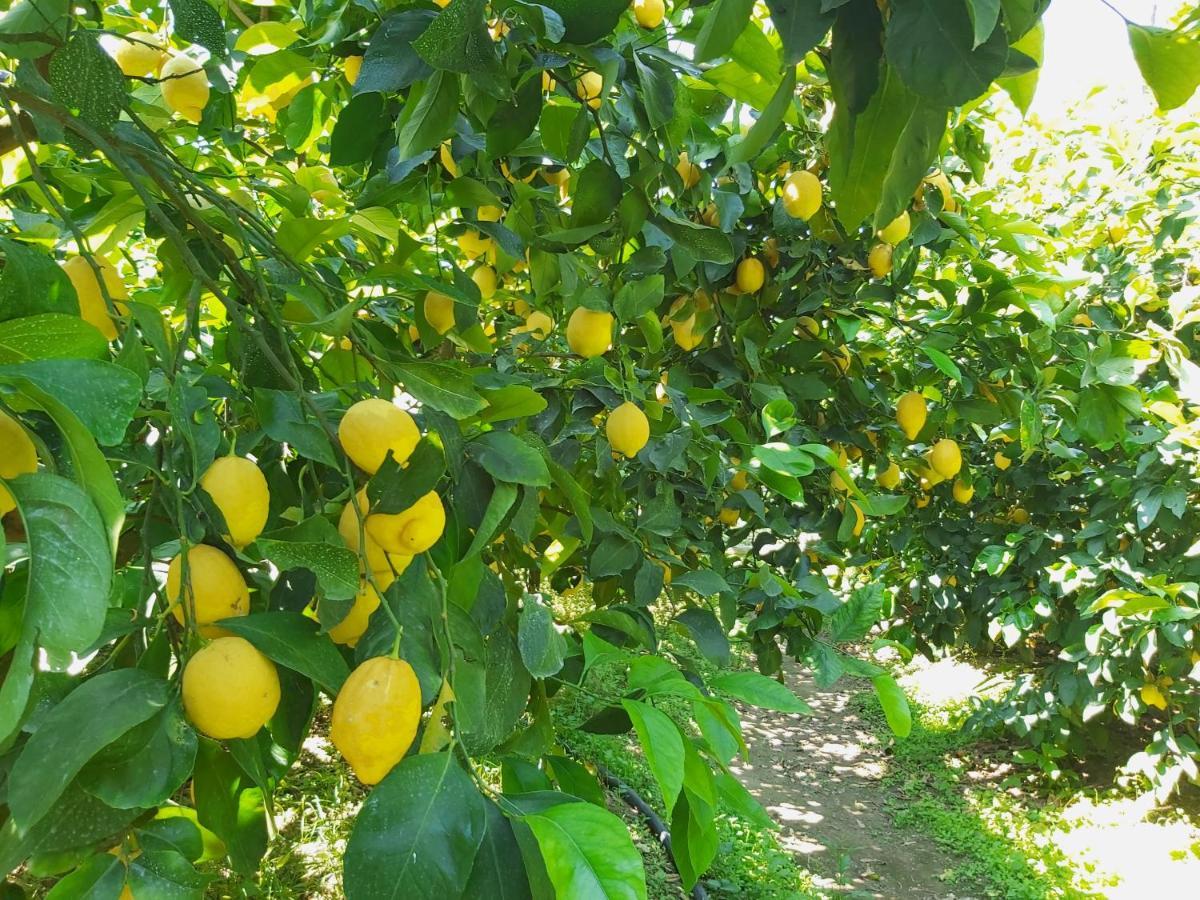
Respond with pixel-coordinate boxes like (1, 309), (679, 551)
(0, 0), (1198, 896)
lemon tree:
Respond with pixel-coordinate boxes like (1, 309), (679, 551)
(1, 1), (1199, 896)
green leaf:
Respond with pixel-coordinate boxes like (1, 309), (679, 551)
(354, 10), (436, 94)
(872, 99), (947, 230)
(673, 568), (733, 597)
(764, 0), (836, 64)
(753, 442), (816, 477)
(330, 92), (389, 166)
(487, 72), (543, 158)
(9, 669), (168, 830)
(675, 608), (731, 666)
(0, 359), (141, 445)
(455, 628), (532, 754)
(872, 673), (912, 737)
(169, 0), (227, 56)
(710, 670), (811, 713)
(480, 385), (547, 423)
(128, 848), (213, 898)
(632, 52), (676, 131)
(0, 0), (70, 59)
(654, 209), (735, 264)
(830, 0), (883, 116)
(394, 359), (486, 419)
(517, 594), (567, 678)
(368, 435), (447, 514)
(218, 612), (351, 696)
(1128, 23), (1200, 111)
(0, 240), (78, 321)
(396, 72), (461, 160)
(193, 738), (268, 875)
(413, 0), (502, 77)
(696, 0), (756, 62)
(572, 160), (622, 228)
(520, 800), (647, 900)
(468, 432), (551, 485)
(885, 0), (1009, 106)
(45, 853), (126, 899)
(0, 314), (107, 362)
(614, 276), (664, 323)
(464, 800), (534, 898)
(964, 0), (1002, 48)
(253, 388), (339, 466)
(49, 32), (127, 133)
(726, 66), (796, 169)
(998, 20), (1044, 114)
(344, 753), (488, 899)
(11, 473), (112, 655)
(919, 344), (963, 383)
(254, 519), (359, 602)
(829, 583), (885, 642)
(622, 700), (685, 812)
(537, 0), (629, 44)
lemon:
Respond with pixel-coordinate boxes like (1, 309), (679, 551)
(877, 460), (901, 490)
(440, 141), (458, 177)
(366, 490), (446, 555)
(781, 170), (821, 220)
(878, 210), (911, 245)
(915, 494), (930, 509)
(522, 310), (554, 339)
(339, 489), (414, 575)
(830, 446), (850, 492)
(868, 242), (893, 278)
(457, 230), (494, 261)
(339, 398), (420, 475)
(1010, 507), (1030, 525)
(424, 290), (456, 335)
(952, 479), (974, 504)
(160, 54), (210, 123)
(327, 582), (383, 647)
(1140, 683), (1167, 710)
(730, 470), (749, 491)
(331, 656), (421, 784)
(1107, 218), (1127, 243)
(676, 152), (701, 189)
(472, 266), (498, 300)
(167, 545), (250, 638)
(847, 500), (865, 537)
(668, 296), (702, 350)
(606, 402), (650, 458)
(541, 71), (555, 93)
(994, 451), (1011, 471)
(923, 170), (956, 213)
(60, 256), (129, 342)
(736, 257), (765, 293)
(199, 456), (269, 548)
(419, 678), (456, 753)
(797, 316), (820, 339)
(343, 54), (363, 85)
(576, 70), (604, 109)
(182, 637), (280, 740)
(477, 205), (503, 222)
(0, 409), (38, 516)
(633, 0), (665, 28)
(113, 32), (167, 78)
(566, 307), (613, 358)
(929, 439), (962, 479)
(896, 391), (926, 441)
(718, 507), (739, 526)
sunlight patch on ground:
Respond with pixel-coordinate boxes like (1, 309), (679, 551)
(894, 655), (1006, 711)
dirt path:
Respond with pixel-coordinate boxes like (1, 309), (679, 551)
(730, 666), (974, 899)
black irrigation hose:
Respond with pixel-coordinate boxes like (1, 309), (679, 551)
(596, 765), (709, 900)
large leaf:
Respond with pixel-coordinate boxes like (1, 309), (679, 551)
(218, 612), (351, 696)
(0, 359), (141, 445)
(520, 800), (647, 900)
(330, 92), (390, 166)
(517, 594), (567, 678)
(998, 21), (1044, 115)
(344, 753), (488, 899)
(622, 700), (685, 812)
(829, 583), (885, 642)
(254, 518), (360, 603)
(695, 0), (756, 63)
(1128, 23), (1200, 111)
(710, 670), (811, 714)
(354, 10), (437, 94)
(725, 66), (797, 169)
(885, 0), (1009, 106)
(0, 313), (107, 362)
(168, 0), (226, 56)
(764, 0), (836, 64)
(49, 32), (127, 133)
(396, 72), (461, 160)
(0, 240), (78, 321)
(537, 0), (628, 44)
(413, 0), (502, 78)
(393, 359), (486, 419)
(467, 431), (551, 485)
(463, 800), (533, 899)
(872, 673), (913, 738)
(8, 669), (168, 830)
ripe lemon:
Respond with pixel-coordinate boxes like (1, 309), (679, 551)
(877, 460), (901, 490)
(781, 170), (821, 220)
(566, 307), (613, 358)
(366, 490), (446, 555)
(60, 256), (129, 341)
(1009, 507), (1030, 525)
(113, 32), (167, 78)
(440, 141), (458, 177)
(847, 501), (865, 537)
(830, 446), (850, 492)
(182, 636), (280, 740)
(878, 210), (911, 245)
(339, 398), (420, 475)
(477, 204), (503, 223)
(424, 290), (456, 335)
(1107, 218), (1127, 243)
(633, 0), (665, 28)
(730, 470), (749, 491)
(914, 494), (930, 509)
(952, 478), (974, 504)
(521, 310), (554, 339)
(331, 656), (421, 784)
(167, 545), (250, 638)
(472, 266), (498, 300)
(668, 296), (702, 350)
(576, 70), (604, 109)
(200, 456), (270, 547)
(344, 54), (363, 85)
(339, 489), (414, 576)
(513, 297), (532, 318)
(160, 54), (210, 123)
(994, 451), (1011, 470)
(1140, 683), (1167, 710)
(923, 170), (957, 213)
(797, 316), (820, 339)
(868, 242), (893, 278)
(896, 391), (926, 441)
(327, 582), (382, 647)
(457, 230), (494, 261)
(929, 439), (962, 479)
(718, 507), (740, 526)
(0, 409), (38, 516)
(736, 257), (765, 293)
(606, 402), (650, 458)
(676, 152), (701, 189)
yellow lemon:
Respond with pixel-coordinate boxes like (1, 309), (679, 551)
(440, 141), (458, 177)
(633, 0), (665, 28)
(1107, 218), (1127, 243)
(830, 446), (850, 492)
(896, 391), (926, 441)
(848, 501), (865, 537)
(113, 32), (167, 78)
(878, 210), (911, 245)
(160, 54), (210, 123)
(868, 242), (893, 278)
(61, 256), (129, 341)
(676, 152), (701, 189)
(457, 230), (494, 261)
(915, 494), (930, 509)
(166, 545), (250, 638)
(730, 470), (749, 491)
(327, 582), (383, 647)
(606, 402), (650, 458)
(718, 507), (740, 526)
(339, 490), (414, 576)
(877, 460), (901, 490)
(424, 290), (456, 334)
(566, 307), (613, 358)
(1010, 507), (1030, 525)
(736, 257), (765, 293)
(541, 70), (555, 93)
(522, 310), (554, 339)
(331, 656), (421, 784)
(576, 70), (604, 109)
(1140, 683), (1167, 710)
(344, 54), (363, 85)
(182, 637), (280, 740)
(781, 170), (821, 220)
(952, 479), (974, 504)
(0, 409), (38, 516)
(472, 266), (498, 300)
(339, 398), (420, 475)
(929, 439), (962, 480)
(994, 451), (1011, 471)
(199, 456), (270, 547)
(477, 205), (503, 222)
(668, 296), (702, 350)
(797, 316), (820, 339)
(366, 491), (446, 555)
